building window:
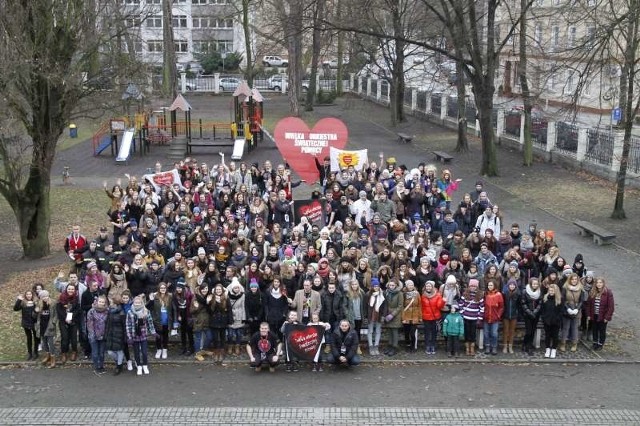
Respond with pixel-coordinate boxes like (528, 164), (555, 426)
(551, 25), (559, 51)
(534, 23), (542, 47)
(211, 0), (229, 4)
(125, 17), (141, 27)
(172, 15), (187, 28)
(568, 26), (576, 48)
(193, 41), (214, 53)
(146, 15), (162, 28)
(586, 25), (596, 48)
(148, 40), (163, 52)
(535, 0), (543, 5)
(148, 0), (161, 4)
(192, 0), (207, 4)
(124, 0), (140, 4)
(174, 40), (189, 53)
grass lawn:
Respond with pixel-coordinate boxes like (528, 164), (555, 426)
(0, 187), (108, 362)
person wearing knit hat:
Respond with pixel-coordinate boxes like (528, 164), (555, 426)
(445, 275), (457, 286)
(284, 247), (294, 258)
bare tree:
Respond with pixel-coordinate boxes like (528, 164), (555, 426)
(306, 0), (327, 110)
(162, 0), (177, 98)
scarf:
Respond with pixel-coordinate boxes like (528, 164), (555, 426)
(59, 290), (78, 306)
(368, 291), (385, 312)
(405, 289), (418, 299)
(270, 288), (283, 299)
(132, 304), (147, 319)
(525, 285), (541, 300)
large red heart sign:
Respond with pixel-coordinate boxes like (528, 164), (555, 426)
(285, 324), (325, 362)
(273, 117), (348, 183)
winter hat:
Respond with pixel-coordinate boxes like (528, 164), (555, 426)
(468, 278), (480, 288)
(348, 242), (357, 249)
(371, 277), (380, 287)
(360, 229), (369, 236)
(39, 290), (50, 298)
(130, 219), (137, 226)
(585, 270), (595, 278)
(359, 190), (367, 198)
(284, 247), (294, 257)
(197, 247), (206, 255)
(546, 267), (558, 277)
(193, 206), (201, 214)
(176, 278), (186, 288)
(562, 265), (573, 276)
(249, 278), (259, 289)
(509, 260), (519, 268)
(507, 278), (518, 288)
(87, 261), (97, 270)
(445, 275), (457, 285)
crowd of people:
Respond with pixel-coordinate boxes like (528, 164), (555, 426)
(13, 153), (614, 375)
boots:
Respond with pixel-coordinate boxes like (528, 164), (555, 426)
(41, 353), (51, 366)
(502, 344), (508, 354)
(570, 342), (578, 352)
(469, 343), (476, 356)
(356, 344), (362, 356)
(227, 345), (233, 355)
(60, 353), (67, 365)
(324, 344), (332, 354)
(114, 364), (123, 376)
(559, 341), (567, 352)
(234, 344), (241, 356)
(508, 344), (514, 354)
(465, 342), (470, 356)
(48, 355), (56, 368)
(70, 351), (77, 362)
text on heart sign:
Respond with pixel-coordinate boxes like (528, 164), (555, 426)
(285, 132), (338, 154)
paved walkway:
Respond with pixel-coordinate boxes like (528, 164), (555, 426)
(1, 407), (638, 425)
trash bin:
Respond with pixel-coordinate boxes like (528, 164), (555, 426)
(69, 124), (77, 138)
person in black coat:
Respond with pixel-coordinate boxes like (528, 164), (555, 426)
(540, 283), (564, 359)
(105, 303), (127, 375)
(327, 320), (360, 367)
(245, 280), (265, 337)
(264, 282), (289, 341)
(13, 290), (39, 360)
(207, 284), (233, 363)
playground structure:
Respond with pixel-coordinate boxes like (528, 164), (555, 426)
(92, 81), (265, 162)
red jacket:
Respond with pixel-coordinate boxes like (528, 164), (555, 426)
(586, 288), (614, 322)
(421, 292), (445, 321)
(483, 290), (504, 324)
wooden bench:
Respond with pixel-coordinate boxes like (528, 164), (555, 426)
(397, 132), (413, 144)
(433, 150), (454, 164)
(574, 220), (616, 245)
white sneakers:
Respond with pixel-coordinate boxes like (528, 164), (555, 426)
(155, 349), (162, 359)
(127, 360), (133, 371)
(142, 365), (150, 375)
(550, 349), (557, 359)
(161, 349), (168, 359)
(136, 366), (143, 376)
(544, 348), (551, 358)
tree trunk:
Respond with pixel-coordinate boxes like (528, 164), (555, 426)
(336, 0), (344, 95)
(16, 176), (52, 259)
(455, 58), (468, 152)
(242, 0), (254, 86)
(519, 0), (533, 166)
(162, 0), (177, 98)
(475, 84), (499, 176)
(306, 0), (325, 111)
(390, 10), (405, 125)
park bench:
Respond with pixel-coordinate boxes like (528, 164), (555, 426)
(433, 150), (454, 164)
(397, 132), (413, 144)
(574, 220), (616, 246)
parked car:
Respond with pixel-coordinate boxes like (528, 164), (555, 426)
(185, 81), (198, 91)
(263, 56), (288, 67)
(219, 77), (240, 92)
(267, 75), (309, 91)
(322, 58), (348, 68)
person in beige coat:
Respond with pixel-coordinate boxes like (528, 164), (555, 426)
(288, 278), (322, 325)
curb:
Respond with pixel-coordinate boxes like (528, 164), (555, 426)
(1, 357), (639, 368)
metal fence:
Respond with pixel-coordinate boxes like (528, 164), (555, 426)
(630, 137), (640, 173)
(404, 88), (412, 108)
(586, 129), (614, 166)
(431, 94), (442, 115)
(447, 96), (458, 118)
(556, 122), (579, 156)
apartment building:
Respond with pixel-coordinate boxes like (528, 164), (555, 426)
(122, 0), (245, 66)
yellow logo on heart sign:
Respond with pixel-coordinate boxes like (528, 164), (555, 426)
(338, 152), (359, 168)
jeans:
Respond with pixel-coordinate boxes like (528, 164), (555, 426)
(108, 350), (125, 365)
(327, 353), (361, 366)
(23, 327), (39, 356)
(523, 316), (539, 350)
(403, 323), (419, 349)
(544, 324), (560, 349)
(367, 321), (382, 348)
(446, 336), (461, 354)
(483, 322), (499, 350)
(132, 340), (149, 366)
(194, 329), (212, 352)
(423, 320), (438, 350)
(60, 322), (78, 354)
(463, 319), (477, 343)
(592, 315), (608, 346)
(42, 336), (56, 356)
(90, 339), (106, 370)
(562, 315), (580, 342)
(227, 327), (244, 345)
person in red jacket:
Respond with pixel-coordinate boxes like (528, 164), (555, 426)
(483, 280), (504, 355)
(420, 281), (445, 355)
(586, 277), (614, 351)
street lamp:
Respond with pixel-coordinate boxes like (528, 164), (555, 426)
(221, 52), (227, 74)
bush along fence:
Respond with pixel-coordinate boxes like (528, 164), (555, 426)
(349, 74), (640, 183)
